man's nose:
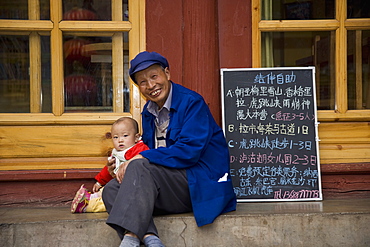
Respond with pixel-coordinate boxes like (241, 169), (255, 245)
(147, 79), (156, 88)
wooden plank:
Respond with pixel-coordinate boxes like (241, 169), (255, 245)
(320, 149), (370, 164)
(322, 174), (370, 191)
(335, 0), (347, 114)
(320, 144), (370, 150)
(317, 122), (370, 164)
(112, 0), (123, 21)
(0, 113), (132, 125)
(251, 0), (261, 67)
(129, 0), (146, 123)
(0, 168), (101, 180)
(329, 31), (336, 108)
(0, 20), (53, 31)
(28, 0), (40, 20)
(318, 110), (370, 121)
(0, 179), (96, 207)
(345, 19), (370, 30)
(50, 0), (64, 116)
(258, 20), (339, 31)
(321, 163), (370, 174)
(138, 0), (146, 53)
(0, 125), (112, 159)
(319, 147), (370, 164)
(355, 31), (363, 109)
(0, 157), (107, 170)
(318, 122), (370, 143)
(182, 0), (221, 123)
(59, 21), (131, 32)
(218, 0), (252, 68)
(321, 174), (370, 199)
(112, 33), (124, 113)
(29, 32), (42, 113)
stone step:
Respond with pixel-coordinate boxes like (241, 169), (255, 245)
(1, 199), (369, 247)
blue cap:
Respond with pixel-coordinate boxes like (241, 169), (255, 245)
(129, 51), (169, 83)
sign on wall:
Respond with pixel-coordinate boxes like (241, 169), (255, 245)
(221, 67), (322, 202)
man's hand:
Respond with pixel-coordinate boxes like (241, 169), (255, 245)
(107, 157), (116, 177)
(115, 160), (129, 184)
(115, 154), (145, 184)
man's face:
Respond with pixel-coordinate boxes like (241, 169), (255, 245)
(135, 64), (171, 109)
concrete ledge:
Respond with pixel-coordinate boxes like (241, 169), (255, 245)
(1, 199), (370, 247)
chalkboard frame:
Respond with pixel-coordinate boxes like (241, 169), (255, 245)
(221, 67), (322, 202)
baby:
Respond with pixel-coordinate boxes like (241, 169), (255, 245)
(71, 117), (149, 213)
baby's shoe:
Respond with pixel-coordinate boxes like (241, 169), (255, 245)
(71, 184), (91, 213)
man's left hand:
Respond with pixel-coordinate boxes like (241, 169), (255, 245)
(116, 154), (145, 183)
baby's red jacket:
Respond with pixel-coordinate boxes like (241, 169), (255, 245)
(94, 140), (149, 186)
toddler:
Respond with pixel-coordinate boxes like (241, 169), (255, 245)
(71, 117), (149, 213)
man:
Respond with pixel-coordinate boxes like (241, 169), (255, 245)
(102, 51), (236, 247)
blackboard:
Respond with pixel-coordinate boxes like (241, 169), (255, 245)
(221, 67), (322, 202)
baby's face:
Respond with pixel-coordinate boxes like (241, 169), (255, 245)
(111, 121), (138, 151)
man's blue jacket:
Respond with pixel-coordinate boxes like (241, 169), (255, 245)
(140, 82), (237, 227)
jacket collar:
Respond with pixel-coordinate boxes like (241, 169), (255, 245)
(167, 82), (180, 113)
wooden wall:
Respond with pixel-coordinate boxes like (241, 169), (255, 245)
(319, 122), (370, 199)
(146, 0), (252, 125)
(0, 0), (369, 207)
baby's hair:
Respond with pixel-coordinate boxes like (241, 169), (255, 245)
(112, 117), (139, 133)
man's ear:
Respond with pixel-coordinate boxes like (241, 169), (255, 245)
(165, 67), (170, 81)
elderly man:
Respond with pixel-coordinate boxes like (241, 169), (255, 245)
(102, 51), (236, 247)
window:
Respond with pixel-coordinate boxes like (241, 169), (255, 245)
(252, 0), (370, 120)
(0, 0), (145, 124)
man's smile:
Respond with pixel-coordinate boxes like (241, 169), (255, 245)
(150, 89), (161, 97)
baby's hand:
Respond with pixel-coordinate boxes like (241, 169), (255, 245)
(92, 182), (102, 193)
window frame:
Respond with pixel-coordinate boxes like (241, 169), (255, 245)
(252, 0), (370, 121)
(0, 0), (146, 125)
